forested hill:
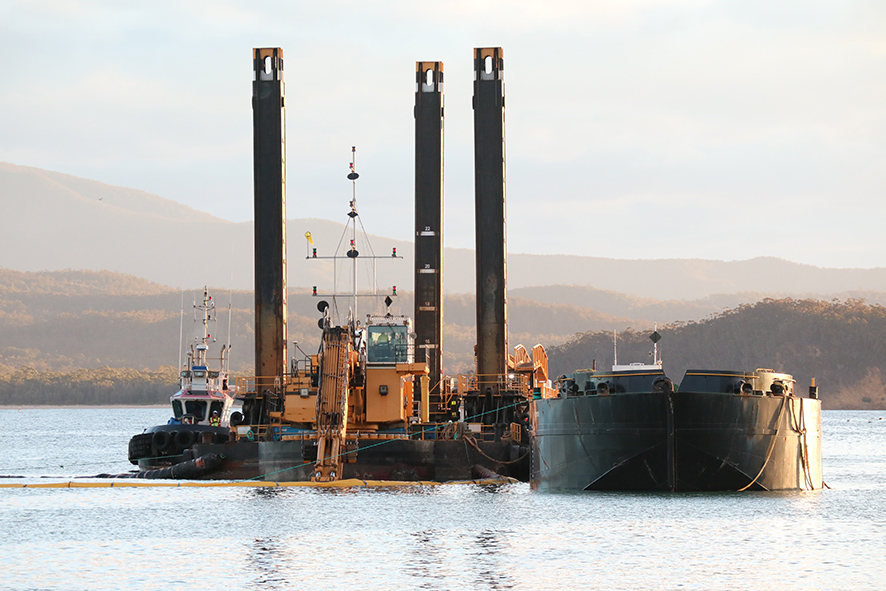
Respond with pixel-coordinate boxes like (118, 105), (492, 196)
(0, 268), (172, 295)
(1, 268), (885, 409)
(548, 298), (886, 410)
(0, 268), (634, 377)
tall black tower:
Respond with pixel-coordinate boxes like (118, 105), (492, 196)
(252, 47), (288, 382)
(472, 47), (507, 392)
(414, 61), (445, 395)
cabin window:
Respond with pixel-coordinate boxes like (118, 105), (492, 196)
(193, 371), (206, 378)
(172, 400), (183, 418)
(210, 401), (224, 417)
(185, 400), (207, 421)
(366, 325), (409, 363)
(180, 371), (190, 378)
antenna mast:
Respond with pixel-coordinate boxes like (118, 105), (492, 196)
(613, 330), (618, 367)
(309, 147), (402, 327)
(348, 146), (359, 317)
(178, 290), (185, 369)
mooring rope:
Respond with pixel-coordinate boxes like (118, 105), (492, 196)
(738, 395), (789, 492)
(797, 400), (815, 491)
(462, 434), (529, 465)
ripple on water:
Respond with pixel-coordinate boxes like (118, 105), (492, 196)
(1, 409), (884, 591)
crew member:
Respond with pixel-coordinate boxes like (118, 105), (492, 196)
(209, 410), (221, 427)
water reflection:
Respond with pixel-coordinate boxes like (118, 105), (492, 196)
(470, 529), (517, 590)
(247, 536), (291, 590)
(249, 485), (285, 499)
(2, 410), (885, 591)
(407, 529), (446, 589)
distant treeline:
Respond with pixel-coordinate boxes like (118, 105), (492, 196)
(0, 268), (172, 296)
(0, 268), (624, 377)
(549, 298), (886, 410)
(0, 366), (177, 406)
(2, 269), (886, 409)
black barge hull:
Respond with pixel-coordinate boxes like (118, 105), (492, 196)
(140, 438), (529, 482)
(531, 392), (822, 492)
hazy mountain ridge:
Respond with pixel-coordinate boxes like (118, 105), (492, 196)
(4, 163), (886, 299)
(506, 254), (886, 300)
(1, 162), (224, 223)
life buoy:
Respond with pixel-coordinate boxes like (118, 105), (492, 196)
(152, 430), (172, 452)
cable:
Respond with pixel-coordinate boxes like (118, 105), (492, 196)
(738, 396), (788, 492)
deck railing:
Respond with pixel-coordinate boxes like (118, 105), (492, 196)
(457, 373), (531, 396)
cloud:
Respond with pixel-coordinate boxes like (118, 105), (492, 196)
(1, 0), (884, 268)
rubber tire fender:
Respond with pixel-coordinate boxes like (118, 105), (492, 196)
(175, 430), (196, 449)
(152, 430), (172, 452)
(128, 433), (153, 464)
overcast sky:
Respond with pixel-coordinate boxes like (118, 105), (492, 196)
(2, 0), (884, 268)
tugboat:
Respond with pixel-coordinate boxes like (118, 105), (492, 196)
(531, 331), (823, 492)
(127, 288), (237, 469)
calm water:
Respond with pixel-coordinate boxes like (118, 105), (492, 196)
(0, 408), (884, 591)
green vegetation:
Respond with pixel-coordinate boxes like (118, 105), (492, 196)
(0, 366), (178, 406)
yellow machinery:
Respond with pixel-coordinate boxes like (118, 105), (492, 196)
(236, 312), (430, 482)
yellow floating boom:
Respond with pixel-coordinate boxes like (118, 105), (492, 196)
(0, 477), (517, 489)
